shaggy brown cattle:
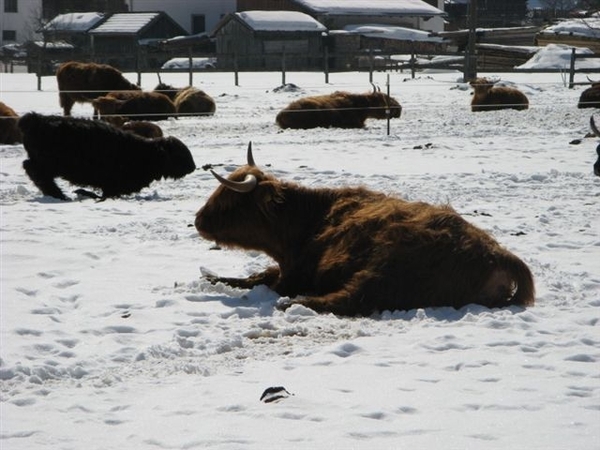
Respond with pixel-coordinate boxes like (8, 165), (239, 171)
(56, 61), (140, 116)
(0, 101), (22, 144)
(154, 83), (216, 116)
(470, 78), (529, 112)
(275, 88), (402, 129)
(120, 121), (164, 138)
(591, 115), (600, 176)
(195, 143), (535, 316)
(578, 82), (600, 109)
(19, 113), (195, 200)
(94, 111), (163, 138)
(92, 91), (176, 121)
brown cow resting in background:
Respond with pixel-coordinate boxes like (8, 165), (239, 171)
(470, 78), (529, 112)
(195, 143), (535, 316)
(56, 61), (141, 116)
(0, 101), (22, 144)
(92, 91), (176, 121)
(154, 83), (216, 116)
(578, 82), (600, 109)
(275, 88), (402, 129)
(120, 121), (164, 138)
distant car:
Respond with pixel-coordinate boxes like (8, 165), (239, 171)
(161, 57), (217, 71)
(0, 43), (27, 59)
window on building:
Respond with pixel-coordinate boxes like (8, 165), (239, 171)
(4, 0), (18, 13)
(2, 30), (17, 41)
(191, 15), (206, 34)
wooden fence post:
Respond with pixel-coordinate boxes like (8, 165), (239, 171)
(188, 46), (193, 86)
(369, 48), (374, 83)
(324, 45), (329, 84)
(136, 46), (141, 86)
(281, 46), (286, 86)
(410, 41), (416, 79)
(386, 74), (391, 136)
(234, 53), (239, 86)
(569, 48), (576, 89)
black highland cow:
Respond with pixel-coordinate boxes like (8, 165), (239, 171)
(18, 113), (195, 200)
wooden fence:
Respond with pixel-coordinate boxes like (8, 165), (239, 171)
(3, 44), (599, 90)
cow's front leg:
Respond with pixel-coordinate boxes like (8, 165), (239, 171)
(23, 159), (69, 200)
(204, 266), (280, 290)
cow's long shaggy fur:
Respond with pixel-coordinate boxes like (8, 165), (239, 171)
(195, 145), (535, 316)
(578, 82), (600, 109)
(18, 113), (195, 200)
(0, 101), (22, 144)
(92, 91), (176, 121)
(275, 90), (402, 129)
(154, 83), (216, 116)
(56, 61), (140, 116)
(470, 78), (529, 112)
(591, 115), (600, 176)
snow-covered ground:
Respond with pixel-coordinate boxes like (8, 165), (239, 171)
(1, 65), (599, 449)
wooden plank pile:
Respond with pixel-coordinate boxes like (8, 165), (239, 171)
(535, 33), (600, 53)
(475, 43), (538, 70)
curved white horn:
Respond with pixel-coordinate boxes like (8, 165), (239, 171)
(247, 141), (256, 167)
(211, 170), (257, 193)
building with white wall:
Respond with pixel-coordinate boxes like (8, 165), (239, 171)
(1, 0), (42, 45)
(124, 0), (236, 35)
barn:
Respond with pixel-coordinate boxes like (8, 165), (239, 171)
(237, 0), (446, 32)
(226, 1), (446, 71)
(88, 12), (188, 70)
(40, 12), (105, 54)
(214, 11), (327, 71)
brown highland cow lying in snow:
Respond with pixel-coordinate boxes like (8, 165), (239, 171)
(92, 91), (176, 122)
(578, 81), (600, 109)
(154, 83), (216, 117)
(470, 78), (529, 112)
(275, 87), (401, 129)
(195, 143), (535, 316)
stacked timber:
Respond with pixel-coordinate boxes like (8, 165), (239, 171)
(535, 33), (600, 53)
(436, 26), (540, 50)
(475, 44), (539, 70)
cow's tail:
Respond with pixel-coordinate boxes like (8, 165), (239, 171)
(501, 250), (535, 307)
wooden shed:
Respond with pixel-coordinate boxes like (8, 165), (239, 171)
(214, 10), (327, 70)
(237, 0), (446, 31)
(41, 12), (105, 54)
(88, 12), (188, 70)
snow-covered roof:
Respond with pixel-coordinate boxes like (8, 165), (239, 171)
(539, 17), (600, 39)
(517, 43), (600, 70)
(342, 24), (447, 42)
(294, 0), (445, 16)
(235, 11), (327, 32)
(43, 12), (104, 32)
(89, 13), (159, 34)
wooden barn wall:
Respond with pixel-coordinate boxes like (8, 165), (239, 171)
(216, 18), (324, 70)
(142, 18), (186, 40)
